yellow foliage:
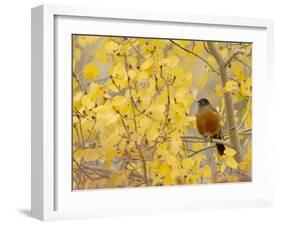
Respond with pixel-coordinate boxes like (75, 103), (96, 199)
(192, 143), (203, 151)
(104, 149), (117, 161)
(73, 148), (100, 162)
(215, 84), (224, 97)
(193, 42), (204, 54)
(72, 36), (252, 190)
(158, 162), (171, 177)
(182, 158), (194, 170)
(224, 80), (239, 92)
(202, 165), (212, 177)
(240, 78), (252, 96)
(76, 36), (99, 47)
(83, 62), (100, 80)
(165, 155), (179, 167)
(224, 147), (236, 157)
(230, 62), (246, 81)
(105, 40), (119, 54)
(225, 156), (238, 169)
(140, 57), (154, 71)
(220, 48), (228, 59)
(108, 171), (130, 187)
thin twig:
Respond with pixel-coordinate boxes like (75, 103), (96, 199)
(182, 136), (233, 148)
(124, 55), (138, 133)
(224, 49), (244, 68)
(169, 40), (218, 73)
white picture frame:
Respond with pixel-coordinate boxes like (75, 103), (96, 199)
(31, 4), (274, 221)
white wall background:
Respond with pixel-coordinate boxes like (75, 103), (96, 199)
(0, 0), (280, 225)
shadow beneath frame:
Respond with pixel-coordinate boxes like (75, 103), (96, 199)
(18, 208), (32, 218)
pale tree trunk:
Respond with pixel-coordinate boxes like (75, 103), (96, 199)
(207, 42), (242, 162)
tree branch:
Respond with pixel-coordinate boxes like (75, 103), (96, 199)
(224, 49), (244, 68)
(187, 145), (216, 157)
(169, 40), (218, 73)
(124, 55), (138, 133)
(181, 136), (233, 148)
(207, 42), (242, 162)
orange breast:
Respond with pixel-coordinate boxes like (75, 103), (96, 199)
(196, 108), (221, 137)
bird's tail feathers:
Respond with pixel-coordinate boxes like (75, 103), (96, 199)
(216, 143), (225, 156)
(214, 132), (225, 156)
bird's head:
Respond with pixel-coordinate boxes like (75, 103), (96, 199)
(198, 98), (210, 108)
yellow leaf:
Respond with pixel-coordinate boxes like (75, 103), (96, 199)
(103, 160), (112, 169)
(73, 47), (81, 61)
(219, 163), (226, 173)
(193, 41), (204, 54)
(227, 175), (240, 182)
(112, 62), (126, 77)
(202, 165), (212, 177)
(220, 48), (228, 58)
(127, 56), (138, 68)
(167, 55), (179, 68)
(245, 111), (252, 128)
(224, 80), (238, 92)
(178, 40), (190, 47)
(230, 62), (246, 81)
(165, 155), (178, 166)
(193, 154), (206, 163)
(83, 62), (100, 79)
(81, 94), (95, 108)
(170, 168), (180, 180)
(192, 143), (203, 151)
(156, 143), (169, 157)
(104, 149), (117, 161)
(240, 79), (252, 96)
(182, 158), (194, 170)
(105, 40), (119, 54)
(73, 79), (78, 90)
(151, 160), (160, 172)
(215, 84), (223, 97)
(73, 91), (83, 109)
(73, 148), (100, 162)
(225, 156), (238, 169)
(185, 176), (197, 184)
(239, 161), (250, 171)
(108, 171), (129, 187)
(112, 95), (128, 110)
(147, 102), (165, 120)
(140, 57), (153, 71)
(163, 174), (173, 185)
(207, 56), (217, 68)
(128, 69), (137, 80)
(224, 147), (236, 157)
(158, 162), (171, 177)
(146, 127), (159, 141)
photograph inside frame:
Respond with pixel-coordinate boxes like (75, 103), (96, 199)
(72, 35), (252, 190)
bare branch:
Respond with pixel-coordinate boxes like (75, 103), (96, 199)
(207, 42), (242, 162)
(181, 136), (233, 148)
(169, 40), (219, 73)
(187, 145), (216, 157)
(224, 49), (244, 68)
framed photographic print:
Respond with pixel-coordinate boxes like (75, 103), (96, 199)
(31, 4), (274, 221)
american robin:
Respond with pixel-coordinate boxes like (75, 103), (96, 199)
(195, 98), (225, 155)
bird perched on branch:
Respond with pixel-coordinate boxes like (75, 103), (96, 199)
(196, 98), (225, 155)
